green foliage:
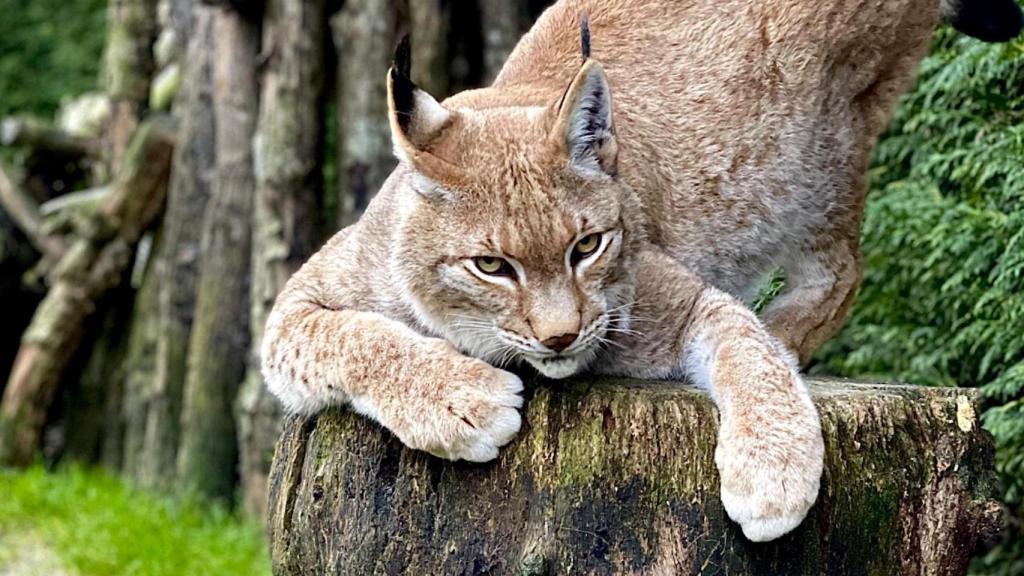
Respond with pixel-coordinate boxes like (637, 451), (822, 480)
(815, 27), (1024, 573)
(0, 465), (270, 576)
(0, 0), (107, 119)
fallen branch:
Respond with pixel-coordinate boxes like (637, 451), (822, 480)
(0, 117), (175, 466)
(38, 186), (111, 218)
(0, 162), (65, 259)
(1, 116), (102, 159)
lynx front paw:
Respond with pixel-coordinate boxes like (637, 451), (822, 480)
(387, 355), (525, 463)
(715, 402), (824, 542)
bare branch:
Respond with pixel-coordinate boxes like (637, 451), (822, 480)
(0, 162), (66, 259)
(1, 116), (102, 159)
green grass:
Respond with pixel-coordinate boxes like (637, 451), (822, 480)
(0, 465), (271, 576)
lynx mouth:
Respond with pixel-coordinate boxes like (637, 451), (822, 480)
(520, 318), (613, 379)
(526, 351), (591, 379)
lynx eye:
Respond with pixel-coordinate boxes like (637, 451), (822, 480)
(571, 233), (602, 264)
(472, 256), (515, 278)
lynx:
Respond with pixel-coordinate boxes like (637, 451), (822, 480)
(262, 0), (1022, 542)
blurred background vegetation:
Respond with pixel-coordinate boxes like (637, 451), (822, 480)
(0, 0), (107, 119)
(816, 28), (1024, 575)
(0, 0), (1020, 573)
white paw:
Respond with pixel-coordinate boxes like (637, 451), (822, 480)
(405, 360), (524, 463)
(715, 409), (824, 542)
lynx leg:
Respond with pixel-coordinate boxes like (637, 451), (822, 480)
(761, 235), (863, 365)
(595, 249), (824, 542)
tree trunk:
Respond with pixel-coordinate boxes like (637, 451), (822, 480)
(56, 273), (138, 464)
(239, 0), (326, 519)
(0, 119), (175, 467)
(126, 3), (217, 490)
(267, 378), (1002, 576)
(479, 0), (523, 83)
(331, 0), (399, 226)
(174, 4), (259, 501)
(160, 0), (194, 50)
(408, 0), (450, 97)
(118, 230), (163, 477)
(102, 0), (160, 174)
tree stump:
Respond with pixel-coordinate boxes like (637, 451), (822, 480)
(267, 378), (1002, 575)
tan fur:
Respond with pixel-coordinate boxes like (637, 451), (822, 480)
(490, 0), (941, 362)
(263, 0), (947, 541)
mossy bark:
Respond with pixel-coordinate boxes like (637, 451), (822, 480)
(174, 5), (259, 501)
(102, 0), (160, 173)
(118, 232), (162, 476)
(56, 274), (138, 464)
(267, 378), (1001, 576)
(239, 0), (327, 519)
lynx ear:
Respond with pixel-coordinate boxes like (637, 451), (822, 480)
(552, 59), (617, 177)
(387, 36), (453, 164)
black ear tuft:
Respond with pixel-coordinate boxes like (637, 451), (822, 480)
(390, 35), (416, 132)
(580, 14), (591, 60)
(393, 34), (412, 79)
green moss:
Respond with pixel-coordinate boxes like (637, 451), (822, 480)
(549, 380), (719, 497)
(553, 391), (607, 488)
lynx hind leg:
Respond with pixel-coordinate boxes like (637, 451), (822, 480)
(760, 235), (862, 365)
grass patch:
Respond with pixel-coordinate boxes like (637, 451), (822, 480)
(0, 465), (270, 576)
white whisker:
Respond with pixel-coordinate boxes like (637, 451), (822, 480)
(593, 334), (626, 350)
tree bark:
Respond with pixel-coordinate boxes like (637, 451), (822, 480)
(174, 4), (259, 501)
(268, 378), (1002, 576)
(57, 274), (137, 464)
(0, 119), (175, 467)
(331, 0), (399, 226)
(124, 3), (217, 489)
(408, 0), (450, 97)
(479, 0), (524, 83)
(102, 0), (160, 174)
(118, 230), (163, 477)
(239, 0), (326, 519)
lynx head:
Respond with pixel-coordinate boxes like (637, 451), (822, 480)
(386, 34), (643, 379)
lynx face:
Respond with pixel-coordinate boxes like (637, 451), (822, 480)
(394, 164), (639, 378)
(388, 57), (641, 378)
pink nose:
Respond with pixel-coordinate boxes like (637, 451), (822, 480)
(541, 333), (578, 353)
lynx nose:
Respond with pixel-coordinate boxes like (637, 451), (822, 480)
(541, 333), (578, 353)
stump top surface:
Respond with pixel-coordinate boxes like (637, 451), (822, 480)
(268, 377), (996, 576)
